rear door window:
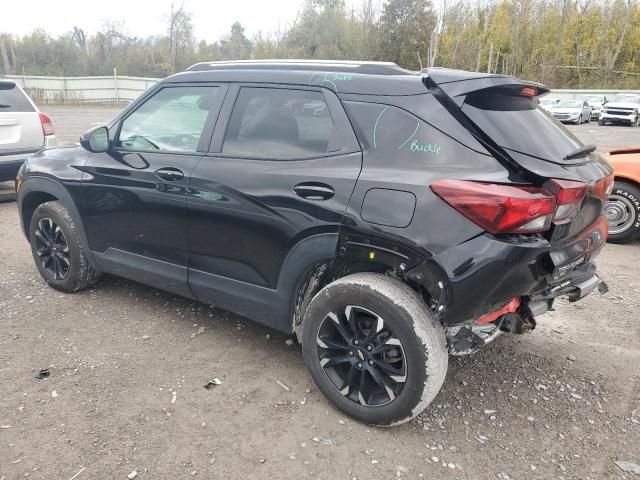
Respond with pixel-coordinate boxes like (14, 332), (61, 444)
(116, 86), (222, 153)
(461, 92), (583, 162)
(222, 87), (340, 158)
(0, 83), (35, 112)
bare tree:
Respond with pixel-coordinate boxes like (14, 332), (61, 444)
(167, 3), (194, 71)
(0, 35), (14, 75)
(602, 0), (631, 83)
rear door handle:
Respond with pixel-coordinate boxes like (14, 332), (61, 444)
(293, 182), (335, 200)
(155, 167), (184, 181)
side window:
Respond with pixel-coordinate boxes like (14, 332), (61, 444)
(117, 86), (221, 153)
(343, 100), (499, 170)
(222, 87), (340, 158)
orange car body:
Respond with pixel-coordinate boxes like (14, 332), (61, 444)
(605, 147), (640, 185)
(603, 146), (640, 243)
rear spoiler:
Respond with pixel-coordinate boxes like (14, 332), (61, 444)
(423, 68), (549, 106)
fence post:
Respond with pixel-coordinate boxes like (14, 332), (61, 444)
(114, 67), (119, 103)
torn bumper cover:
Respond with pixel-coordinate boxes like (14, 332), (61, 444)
(446, 272), (608, 355)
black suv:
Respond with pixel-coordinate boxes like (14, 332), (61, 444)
(16, 61), (613, 426)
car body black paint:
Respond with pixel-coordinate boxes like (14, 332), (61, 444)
(361, 189), (416, 228)
(17, 64), (612, 334)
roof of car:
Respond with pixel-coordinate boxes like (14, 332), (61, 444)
(164, 61), (539, 98)
(165, 59), (427, 96)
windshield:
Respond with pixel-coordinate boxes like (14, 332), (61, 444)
(582, 96), (603, 102)
(609, 95), (640, 103)
(540, 99), (556, 105)
(462, 92), (583, 162)
(555, 100), (582, 108)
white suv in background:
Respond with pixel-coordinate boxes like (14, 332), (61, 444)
(582, 95), (607, 120)
(0, 79), (56, 182)
(598, 94), (640, 127)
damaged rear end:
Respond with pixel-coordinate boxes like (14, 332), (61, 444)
(419, 69), (613, 355)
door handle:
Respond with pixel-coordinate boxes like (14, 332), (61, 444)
(155, 168), (184, 181)
(293, 182), (335, 200)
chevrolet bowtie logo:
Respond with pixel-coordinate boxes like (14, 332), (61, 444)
(356, 350), (365, 361)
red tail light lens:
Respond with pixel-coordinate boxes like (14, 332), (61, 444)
(545, 179), (589, 221)
(592, 174), (614, 200)
(431, 180), (556, 234)
(520, 87), (539, 97)
(39, 112), (54, 137)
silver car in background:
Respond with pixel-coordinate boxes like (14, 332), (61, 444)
(550, 100), (592, 124)
(0, 80), (56, 182)
(539, 98), (559, 112)
(582, 95), (607, 120)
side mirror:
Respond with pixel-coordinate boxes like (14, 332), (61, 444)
(80, 126), (110, 153)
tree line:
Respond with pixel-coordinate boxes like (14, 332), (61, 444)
(1, 0), (638, 89)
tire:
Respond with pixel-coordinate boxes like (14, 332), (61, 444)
(29, 201), (102, 292)
(633, 117), (640, 128)
(301, 272), (448, 426)
(606, 181), (640, 244)
(598, 119), (605, 126)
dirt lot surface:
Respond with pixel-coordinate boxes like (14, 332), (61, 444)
(1, 106), (640, 480)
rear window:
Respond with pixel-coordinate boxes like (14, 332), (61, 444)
(0, 83), (35, 112)
(462, 92), (582, 162)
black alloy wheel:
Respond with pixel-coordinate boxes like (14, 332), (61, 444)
(34, 217), (71, 280)
(316, 305), (407, 407)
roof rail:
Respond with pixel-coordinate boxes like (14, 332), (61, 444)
(186, 59), (414, 76)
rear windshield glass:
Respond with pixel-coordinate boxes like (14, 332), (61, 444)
(0, 83), (35, 112)
(462, 93), (582, 162)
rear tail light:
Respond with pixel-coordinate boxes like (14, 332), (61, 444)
(592, 174), (614, 200)
(431, 178), (605, 235)
(430, 180), (556, 234)
(544, 179), (589, 221)
(520, 87), (539, 97)
(39, 113), (55, 137)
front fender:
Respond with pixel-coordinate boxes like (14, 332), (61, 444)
(17, 175), (97, 268)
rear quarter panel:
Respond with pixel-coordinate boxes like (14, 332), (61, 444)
(605, 150), (640, 185)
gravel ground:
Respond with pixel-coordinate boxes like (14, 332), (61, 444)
(1, 106), (639, 480)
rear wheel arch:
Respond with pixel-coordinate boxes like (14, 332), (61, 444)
(614, 176), (640, 188)
(292, 254), (437, 340)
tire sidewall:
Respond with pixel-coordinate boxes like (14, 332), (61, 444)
(29, 202), (85, 291)
(607, 183), (640, 243)
(302, 274), (445, 426)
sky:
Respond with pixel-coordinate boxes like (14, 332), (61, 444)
(0, 0), (309, 42)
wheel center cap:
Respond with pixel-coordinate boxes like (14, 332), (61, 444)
(356, 350), (365, 361)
